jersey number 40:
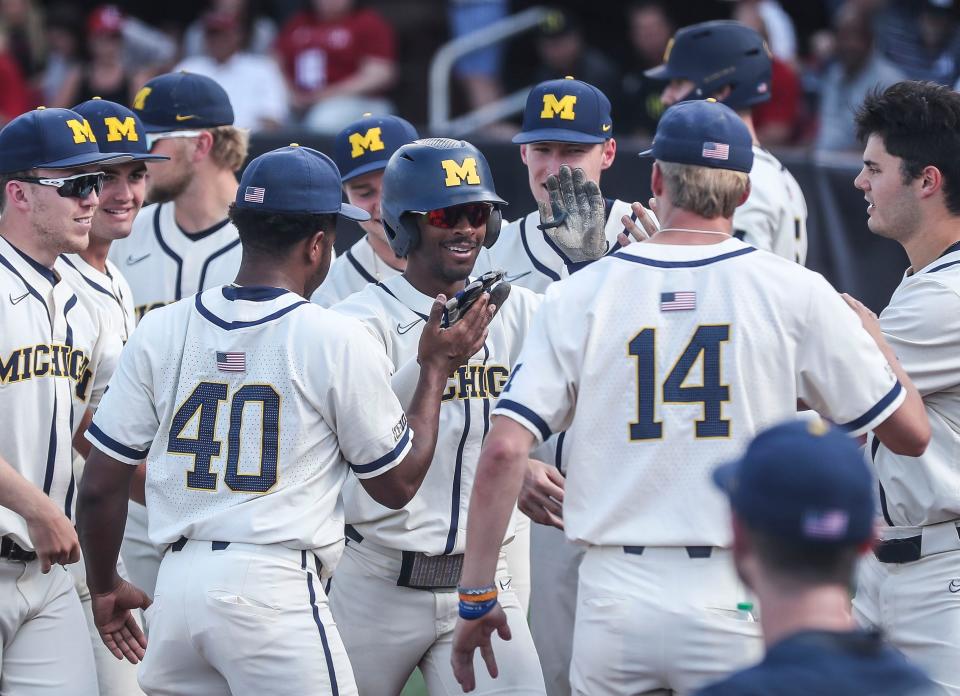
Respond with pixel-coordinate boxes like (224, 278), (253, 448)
(628, 324), (730, 440)
(168, 382), (280, 493)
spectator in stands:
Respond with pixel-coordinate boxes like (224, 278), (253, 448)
(275, 0), (397, 134)
(178, 10), (289, 131)
(725, 0), (798, 64)
(874, 0), (960, 85)
(621, 1), (672, 137)
(0, 27), (29, 123)
(182, 0), (278, 58)
(816, 3), (904, 152)
(38, 4), (83, 106)
(57, 6), (139, 107)
(532, 9), (621, 115)
(0, 0), (45, 83)
(448, 0), (509, 112)
(734, 2), (803, 145)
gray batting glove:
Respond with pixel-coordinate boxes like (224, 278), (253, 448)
(537, 165), (607, 263)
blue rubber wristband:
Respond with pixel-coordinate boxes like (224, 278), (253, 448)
(458, 597), (498, 620)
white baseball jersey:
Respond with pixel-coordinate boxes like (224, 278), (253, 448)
(473, 198), (635, 293)
(333, 275), (542, 555)
(86, 284), (412, 572)
(495, 238), (904, 548)
(108, 202), (242, 321)
(867, 241), (960, 528)
(311, 236), (402, 308)
(58, 254), (135, 343)
(0, 235), (120, 550)
(734, 146), (808, 264)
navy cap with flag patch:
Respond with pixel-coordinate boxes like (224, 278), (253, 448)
(639, 99), (753, 173)
(513, 77), (613, 144)
(72, 98), (169, 162)
(234, 144), (369, 220)
(132, 71), (234, 133)
(333, 114), (419, 182)
(713, 419), (875, 546)
(0, 107), (133, 174)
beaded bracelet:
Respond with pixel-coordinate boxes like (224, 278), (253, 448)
(458, 584), (498, 620)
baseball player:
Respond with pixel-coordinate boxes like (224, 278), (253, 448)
(77, 144), (490, 695)
(649, 20), (808, 264)
(700, 419), (934, 696)
(311, 113), (418, 307)
(57, 97), (168, 696)
(0, 107), (129, 694)
(106, 70), (247, 606)
(328, 138), (552, 695)
(850, 81), (960, 695)
(450, 99), (930, 695)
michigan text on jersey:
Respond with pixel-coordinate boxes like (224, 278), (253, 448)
(0, 343), (94, 400)
(441, 364), (510, 402)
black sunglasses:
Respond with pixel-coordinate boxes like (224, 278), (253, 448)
(14, 172), (105, 199)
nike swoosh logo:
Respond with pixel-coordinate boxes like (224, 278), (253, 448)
(504, 271), (531, 283)
(9, 291), (29, 305)
(397, 319), (422, 335)
(126, 253), (151, 266)
(602, 124), (612, 132)
(950, 580), (960, 593)
(498, 577), (512, 591)
(175, 114), (198, 121)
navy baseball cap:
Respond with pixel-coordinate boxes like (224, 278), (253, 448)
(72, 98), (169, 162)
(132, 71), (234, 133)
(713, 419), (875, 546)
(333, 113), (419, 182)
(234, 144), (369, 220)
(639, 99), (754, 173)
(513, 77), (613, 144)
(0, 107), (133, 174)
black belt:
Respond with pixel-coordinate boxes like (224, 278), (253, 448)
(624, 546), (714, 559)
(170, 537), (231, 553)
(874, 525), (960, 564)
(1, 537), (38, 562)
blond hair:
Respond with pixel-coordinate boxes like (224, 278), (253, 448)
(657, 161), (749, 219)
(208, 126), (250, 173)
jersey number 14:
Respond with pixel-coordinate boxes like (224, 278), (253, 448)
(628, 325), (730, 440)
(168, 382), (280, 493)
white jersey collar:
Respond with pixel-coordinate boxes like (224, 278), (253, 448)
(615, 236), (752, 263)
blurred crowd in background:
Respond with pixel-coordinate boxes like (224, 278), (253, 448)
(1, 0), (958, 151)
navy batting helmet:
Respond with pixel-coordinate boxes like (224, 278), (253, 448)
(645, 21), (772, 111)
(381, 138), (506, 257)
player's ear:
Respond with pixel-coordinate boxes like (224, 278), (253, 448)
(305, 230), (326, 263)
(600, 138), (616, 170)
(192, 130), (215, 162)
(738, 177), (752, 207)
(519, 144), (529, 165)
(650, 162), (664, 197)
(5, 180), (30, 212)
(918, 164), (943, 200)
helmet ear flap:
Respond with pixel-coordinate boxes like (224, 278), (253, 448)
(483, 207), (502, 248)
(388, 212), (421, 258)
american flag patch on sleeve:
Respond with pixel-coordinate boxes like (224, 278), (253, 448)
(702, 142), (730, 160)
(244, 186), (265, 203)
(216, 351), (246, 372)
(660, 291), (696, 312)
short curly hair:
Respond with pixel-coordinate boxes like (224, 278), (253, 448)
(228, 205), (337, 258)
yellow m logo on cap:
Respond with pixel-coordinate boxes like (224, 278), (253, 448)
(66, 119), (97, 144)
(349, 127), (385, 158)
(105, 116), (139, 142)
(441, 158), (481, 187)
(132, 87), (152, 111)
(540, 94), (577, 121)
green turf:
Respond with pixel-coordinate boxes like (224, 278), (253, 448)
(401, 668), (428, 696)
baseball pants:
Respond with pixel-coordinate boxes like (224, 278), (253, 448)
(120, 501), (163, 606)
(504, 513), (531, 613)
(0, 559), (98, 695)
(855, 542), (960, 695)
(68, 550), (144, 696)
(328, 537), (546, 696)
(138, 539), (356, 696)
(571, 546), (762, 696)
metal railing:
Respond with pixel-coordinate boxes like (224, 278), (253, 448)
(428, 6), (550, 137)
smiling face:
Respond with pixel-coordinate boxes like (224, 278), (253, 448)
(520, 140), (615, 206)
(854, 133), (921, 242)
(26, 166), (101, 256)
(344, 169), (387, 241)
(92, 161), (147, 242)
(408, 206), (489, 288)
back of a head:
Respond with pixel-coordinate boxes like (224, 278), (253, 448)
(380, 138), (506, 258)
(646, 20), (772, 111)
(855, 80), (960, 216)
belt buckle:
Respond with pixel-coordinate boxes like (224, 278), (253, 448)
(397, 551), (463, 590)
(1, 537), (38, 563)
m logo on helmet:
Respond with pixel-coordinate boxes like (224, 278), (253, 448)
(65, 119), (97, 144)
(349, 127), (385, 158)
(105, 116), (139, 142)
(441, 158), (481, 187)
(132, 87), (152, 111)
(540, 94), (577, 121)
